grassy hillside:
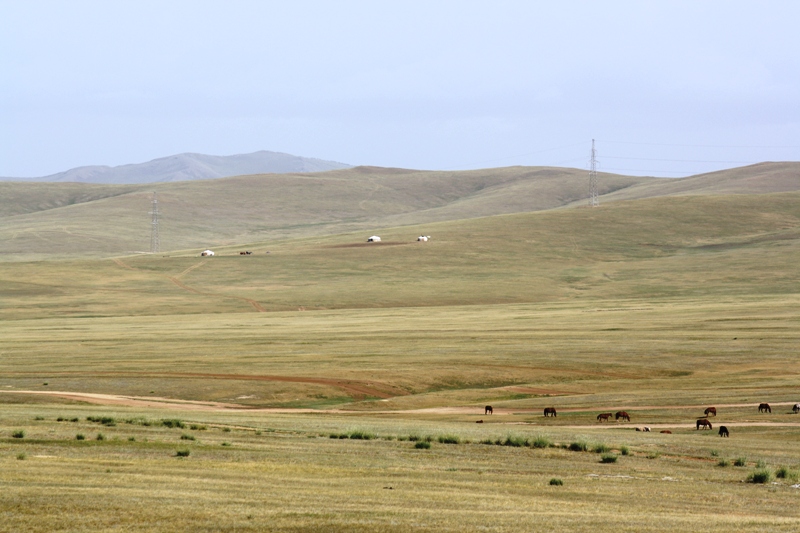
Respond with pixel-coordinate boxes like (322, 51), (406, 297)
(2, 182), (800, 531)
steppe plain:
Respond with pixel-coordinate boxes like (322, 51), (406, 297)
(1, 163), (799, 532)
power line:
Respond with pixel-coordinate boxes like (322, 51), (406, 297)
(597, 140), (800, 149)
(602, 156), (758, 164)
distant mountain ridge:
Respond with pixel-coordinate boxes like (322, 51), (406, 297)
(0, 151), (352, 184)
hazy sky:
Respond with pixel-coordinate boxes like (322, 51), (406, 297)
(2, 1), (799, 177)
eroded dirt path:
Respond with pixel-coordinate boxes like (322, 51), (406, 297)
(113, 256), (267, 312)
(3, 390), (800, 429)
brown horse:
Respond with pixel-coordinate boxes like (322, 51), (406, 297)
(543, 407), (557, 417)
(475, 420), (483, 424)
(615, 411), (630, 422)
(718, 426), (729, 437)
(597, 413), (612, 422)
(704, 407), (717, 417)
(660, 430), (672, 434)
(758, 403), (771, 413)
(696, 418), (712, 430)
(485, 405), (493, 415)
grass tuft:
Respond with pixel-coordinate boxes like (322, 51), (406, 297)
(161, 419), (185, 429)
(619, 445), (630, 456)
(593, 443), (611, 454)
(549, 478), (563, 486)
(734, 457), (747, 467)
(12, 430), (25, 439)
(17, 452), (27, 460)
(437, 434), (461, 444)
(747, 469), (772, 484)
(718, 458), (730, 467)
(349, 430), (376, 440)
(531, 435), (552, 449)
(414, 441), (431, 449)
(502, 435), (528, 448)
(176, 449), (191, 457)
(600, 453), (618, 463)
(96, 433), (105, 441)
(180, 434), (196, 441)
(569, 441), (589, 452)
(76, 433), (85, 440)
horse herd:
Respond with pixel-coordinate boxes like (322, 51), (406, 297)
(477, 402), (799, 436)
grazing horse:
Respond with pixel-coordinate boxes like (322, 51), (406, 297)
(615, 411), (630, 422)
(597, 413), (612, 422)
(696, 418), (712, 430)
(643, 426), (651, 432)
(704, 407), (717, 417)
(758, 403), (771, 413)
(793, 403), (800, 414)
(718, 426), (729, 437)
(485, 405), (493, 415)
(660, 430), (672, 434)
(475, 420), (483, 424)
(543, 407), (557, 417)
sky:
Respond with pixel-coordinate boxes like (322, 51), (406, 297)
(1, 0), (799, 178)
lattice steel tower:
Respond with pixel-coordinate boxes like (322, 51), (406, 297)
(150, 192), (160, 253)
(588, 139), (599, 207)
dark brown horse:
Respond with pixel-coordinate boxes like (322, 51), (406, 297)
(704, 407), (717, 417)
(615, 411), (630, 422)
(485, 405), (493, 415)
(758, 403), (771, 413)
(660, 430), (672, 434)
(696, 418), (712, 430)
(718, 426), (729, 437)
(597, 413), (612, 422)
(543, 407), (557, 417)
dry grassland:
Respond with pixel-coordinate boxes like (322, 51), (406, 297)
(1, 189), (800, 531)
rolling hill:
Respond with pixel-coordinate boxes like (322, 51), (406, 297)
(0, 150), (352, 184)
(0, 162), (797, 261)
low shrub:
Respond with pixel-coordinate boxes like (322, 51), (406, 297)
(76, 434), (86, 440)
(756, 459), (766, 469)
(222, 427), (231, 433)
(437, 435), (461, 444)
(647, 452), (661, 459)
(424, 435), (434, 443)
(176, 449), (191, 457)
(747, 469), (772, 484)
(221, 442), (231, 447)
(349, 430), (375, 440)
(600, 453), (618, 463)
(775, 466), (796, 480)
(87, 416), (116, 426)
(96, 433), (105, 441)
(338, 434), (348, 439)
(180, 434), (196, 441)
(549, 478), (563, 486)
(734, 457), (747, 467)
(569, 441), (588, 452)
(17, 452), (27, 460)
(161, 419), (185, 429)
(34, 416), (45, 421)
(70, 418), (79, 422)
(480, 438), (494, 445)
(414, 441), (431, 449)
(57, 417), (65, 422)
(619, 445), (630, 456)
(12, 430), (25, 439)
(128, 437), (136, 442)
(531, 435), (552, 449)
(718, 458), (730, 467)
(593, 443), (611, 454)
(502, 435), (528, 448)
(329, 433), (340, 439)
(408, 435), (421, 442)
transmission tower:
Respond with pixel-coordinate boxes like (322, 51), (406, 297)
(588, 139), (599, 207)
(149, 192), (160, 253)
